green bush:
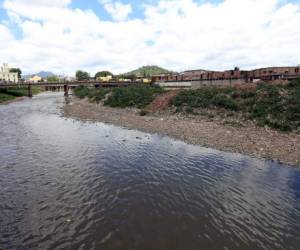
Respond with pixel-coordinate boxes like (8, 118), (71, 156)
(73, 86), (111, 103)
(73, 86), (91, 99)
(212, 94), (239, 110)
(185, 107), (195, 114)
(104, 85), (164, 108)
(0, 93), (15, 103)
(0, 87), (43, 103)
(88, 88), (111, 103)
(245, 83), (298, 131)
(74, 85), (165, 108)
(172, 87), (239, 110)
(171, 81), (300, 132)
(0, 87), (42, 97)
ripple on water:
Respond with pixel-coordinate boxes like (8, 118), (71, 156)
(0, 93), (300, 250)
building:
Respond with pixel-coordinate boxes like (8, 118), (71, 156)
(28, 75), (42, 83)
(96, 75), (113, 82)
(248, 67), (300, 81)
(0, 63), (19, 83)
(182, 69), (208, 80)
(64, 76), (76, 82)
(152, 66), (300, 85)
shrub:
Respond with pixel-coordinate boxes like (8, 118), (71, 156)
(0, 93), (15, 103)
(185, 107), (195, 114)
(0, 87), (42, 103)
(170, 82), (300, 132)
(212, 94), (239, 110)
(0, 87), (42, 97)
(88, 88), (111, 103)
(73, 86), (91, 99)
(104, 85), (164, 108)
(171, 87), (239, 110)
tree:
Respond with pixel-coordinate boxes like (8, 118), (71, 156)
(47, 76), (59, 82)
(76, 70), (90, 81)
(116, 74), (136, 80)
(10, 68), (22, 78)
(95, 71), (113, 78)
(125, 74), (136, 80)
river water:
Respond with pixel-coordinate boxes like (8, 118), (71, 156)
(0, 93), (300, 250)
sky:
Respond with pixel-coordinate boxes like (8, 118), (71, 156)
(0, 0), (300, 75)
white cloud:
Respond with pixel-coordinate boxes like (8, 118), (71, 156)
(100, 0), (133, 21)
(0, 24), (14, 45)
(1, 0), (300, 75)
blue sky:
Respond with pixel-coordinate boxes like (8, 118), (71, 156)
(0, 0), (219, 20)
(71, 0), (156, 19)
(0, 0), (300, 75)
(0, 0), (160, 21)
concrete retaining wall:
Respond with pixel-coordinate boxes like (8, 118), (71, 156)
(157, 81), (192, 87)
(192, 79), (247, 88)
(156, 79), (248, 88)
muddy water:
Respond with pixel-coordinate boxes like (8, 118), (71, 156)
(0, 93), (300, 250)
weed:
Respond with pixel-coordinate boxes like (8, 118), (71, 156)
(170, 80), (300, 132)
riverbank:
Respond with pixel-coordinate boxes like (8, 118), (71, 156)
(0, 96), (27, 105)
(0, 87), (43, 104)
(64, 97), (300, 167)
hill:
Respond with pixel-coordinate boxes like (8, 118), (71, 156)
(122, 66), (171, 77)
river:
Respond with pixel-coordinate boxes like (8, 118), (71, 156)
(0, 92), (300, 250)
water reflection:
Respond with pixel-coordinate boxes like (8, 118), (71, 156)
(0, 93), (300, 250)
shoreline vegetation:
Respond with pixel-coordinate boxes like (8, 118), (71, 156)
(63, 81), (300, 167)
(0, 87), (43, 104)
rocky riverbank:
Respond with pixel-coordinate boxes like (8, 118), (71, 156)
(64, 97), (300, 167)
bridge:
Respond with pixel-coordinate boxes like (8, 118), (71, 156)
(0, 81), (146, 97)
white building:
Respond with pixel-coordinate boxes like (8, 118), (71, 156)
(0, 63), (19, 83)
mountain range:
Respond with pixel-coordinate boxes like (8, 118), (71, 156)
(23, 66), (171, 79)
